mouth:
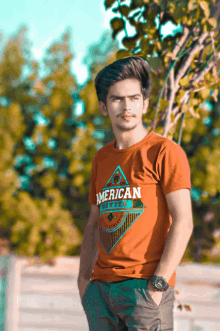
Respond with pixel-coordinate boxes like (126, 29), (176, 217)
(121, 115), (133, 120)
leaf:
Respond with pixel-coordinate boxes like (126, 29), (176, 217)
(192, 98), (200, 106)
(159, 98), (169, 111)
(196, 6), (201, 21)
(104, 0), (117, 10)
(139, 37), (150, 52)
(188, 0), (197, 11)
(199, 1), (210, 18)
(116, 49), (132, 60)
(160, 12), (177, 25)
(208, 17), (218, 29)
(73, 175), (84, 187)
(199, 87), (210, 99)
(171, 113), (175, 123)
(146, 57), (162, 70)
(130, 0), (143, 9)
(179, 89), (185, 99)
(122, 34), (139, 49)
(155, 126), (164, 135)
(204, 21), (213, 33)
(119, 5), (131, 17)
(110, 18), (125, 39)
(179, 76), (190, 87)
(184, 304), (192, 311)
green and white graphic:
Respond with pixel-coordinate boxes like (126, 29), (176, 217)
(97, 166), (146, 254)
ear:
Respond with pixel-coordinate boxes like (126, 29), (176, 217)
(143, 98), (149, 114)
(98, 101), (108, 117)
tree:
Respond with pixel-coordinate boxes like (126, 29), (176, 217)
(103, 0), (220, 262)
(0, 26), (83, 264)
(0, 25), (119, 264)
(105, 0), (220, 138)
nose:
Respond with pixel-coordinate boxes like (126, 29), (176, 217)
(122, 98), (131, 111)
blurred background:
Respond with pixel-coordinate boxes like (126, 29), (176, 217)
(0, 0), (220, 330)
(0, 0), (220, 263)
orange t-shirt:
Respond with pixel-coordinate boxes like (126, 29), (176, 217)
(88, 130), (191, 287)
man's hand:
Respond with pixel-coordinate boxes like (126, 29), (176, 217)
(147, 281), (163, 306)
(77, 276), (91, 302)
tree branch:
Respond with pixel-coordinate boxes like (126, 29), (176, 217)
(172, 25), (190, 60)
(163, 66), (176, 137)
(177, 113), (186, 145)
(193, 53), (220, 83)
(175, 32), (209, 88)
(210, 31), (217, 56)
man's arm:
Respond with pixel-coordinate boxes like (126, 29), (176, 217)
(78, 204), (100, 281)
(152, 188), (194, 282)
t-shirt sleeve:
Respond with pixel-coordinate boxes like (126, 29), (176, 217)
(88, 153), (97, 204)
(157, 142), (191, 195)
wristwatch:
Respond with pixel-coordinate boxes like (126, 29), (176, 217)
(150, 275), (169, 291)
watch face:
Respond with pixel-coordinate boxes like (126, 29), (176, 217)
(155, 278), (165, 289)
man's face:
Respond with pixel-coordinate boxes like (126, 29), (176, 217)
(99, 78), (149, 131)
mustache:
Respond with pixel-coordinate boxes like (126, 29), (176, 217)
(119, 113), (135, 117)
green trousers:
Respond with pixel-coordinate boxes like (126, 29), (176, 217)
(81, 278), (175, 331)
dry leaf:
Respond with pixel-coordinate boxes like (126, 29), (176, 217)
(184, 304), (192, 311)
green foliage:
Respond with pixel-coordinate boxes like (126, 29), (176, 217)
(0, 26), (105, 264)
(104, 0), (117, 10)
(104, 0), (220, 263)
(111, 18), (125, 39)
(8, 192), (80, 263)
(0, 25), (121, 264)
(146, 57), (162, 71)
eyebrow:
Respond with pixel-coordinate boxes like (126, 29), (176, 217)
(109, 94), (141, 99)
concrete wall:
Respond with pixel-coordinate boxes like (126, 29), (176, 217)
(174, 263), (220, 331)
(2, 255), (220, 331)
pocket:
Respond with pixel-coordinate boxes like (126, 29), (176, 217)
(140, 280), (174, 308)
(140, 280), (160, 308)
(146, 289), (160, 307)
(161, 285), (175, 306)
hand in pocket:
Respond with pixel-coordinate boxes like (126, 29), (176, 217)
(147, 281), (163, 306)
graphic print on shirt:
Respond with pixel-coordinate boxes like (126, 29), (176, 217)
(96, 165), (146, 254)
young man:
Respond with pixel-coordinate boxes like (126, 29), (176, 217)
(78, 56), (193, 331)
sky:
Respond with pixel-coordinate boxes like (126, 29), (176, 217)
(0, 0), (182, 86)
(0, 0), (120, 85)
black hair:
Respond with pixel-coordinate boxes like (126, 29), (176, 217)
(94, 56), (152, 106)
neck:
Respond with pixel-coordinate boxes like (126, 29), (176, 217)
(114, 125), (149, 150)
